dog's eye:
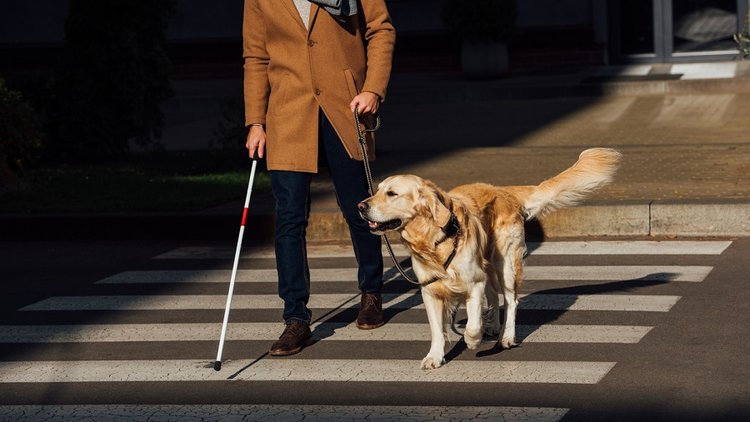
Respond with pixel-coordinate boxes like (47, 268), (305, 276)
(386, 191), (398, 197)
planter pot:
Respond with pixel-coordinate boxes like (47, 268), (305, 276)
(460, 40), (509, 78)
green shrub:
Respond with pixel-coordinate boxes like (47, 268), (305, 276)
(0, 78), (43, 186)
(50, 0), (176, 162)
(735, 10), (750, 59)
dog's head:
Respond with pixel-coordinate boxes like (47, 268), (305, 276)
(358, 174), (452, 235)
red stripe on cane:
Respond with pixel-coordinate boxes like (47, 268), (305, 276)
(241, 208), (249, 226)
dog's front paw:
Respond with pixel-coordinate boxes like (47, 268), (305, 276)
(500, 337), (518, 349)
(420, 355), (444, 370)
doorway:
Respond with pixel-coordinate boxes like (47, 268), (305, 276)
(609, 0), (748, 62)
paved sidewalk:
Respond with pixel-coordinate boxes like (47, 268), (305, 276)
(3, 61), (749, 240)
(232, 61), (750, 240)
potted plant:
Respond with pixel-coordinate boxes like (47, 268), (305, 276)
(441, 0), (518, 78)
(735, 10), (750, 59)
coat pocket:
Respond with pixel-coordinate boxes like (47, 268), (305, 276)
(268, 72), (290, 116)
(343, 68), (360, 100)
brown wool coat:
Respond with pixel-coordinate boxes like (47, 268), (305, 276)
(243, 0), (396, 173)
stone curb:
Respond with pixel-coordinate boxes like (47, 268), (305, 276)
(3, 200), (747, 241)
(300, 200), (750, 240)
(535, 201), (750, 238)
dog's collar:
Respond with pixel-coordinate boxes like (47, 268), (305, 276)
(438, 213), (461, 244)
(421, 212), (461, 286)
(438, 213), (461, 269)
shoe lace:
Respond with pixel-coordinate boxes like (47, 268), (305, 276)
(361, 294), (380, 310)
(281, 322), (307, 339)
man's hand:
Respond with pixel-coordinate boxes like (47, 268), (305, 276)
(350, 91), (381, 115)
(246, 125), (266, 160)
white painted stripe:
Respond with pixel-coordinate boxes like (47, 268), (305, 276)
(154, 244), (410, 259)
(96, 266), (414, 284)
(0, 405), (569, 422)
(527, 241), (731, 255)
(153, 241), (731, 259)
(0, 323), (652, 344)
(96, 265), (712, 284)
(0, 359), (615, 384)
(519, 324), (652, 343)
(520, 294), (679, 312)
(97, 269), (362, 284)
(524, 266), (712, 282)
(19, 293), (680, 312)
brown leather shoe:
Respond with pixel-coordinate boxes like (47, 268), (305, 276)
(356, 292), (385, 330)
(269, 321), (312, 356)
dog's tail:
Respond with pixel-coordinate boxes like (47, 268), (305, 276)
(523, 148), (621, 220)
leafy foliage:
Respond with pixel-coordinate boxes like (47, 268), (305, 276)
(0, 78), (43, 186)
(50, 0), (176, 162)
(0, 151), (269, 213)
(735, 10), (750, 59)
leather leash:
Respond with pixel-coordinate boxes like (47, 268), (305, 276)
(353, 108), (422, 285)
(354, 109), (459, 286)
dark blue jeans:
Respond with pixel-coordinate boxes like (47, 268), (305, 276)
(272, 112), (383, 324)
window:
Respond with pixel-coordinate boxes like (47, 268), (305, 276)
(610, 0), (747, 62)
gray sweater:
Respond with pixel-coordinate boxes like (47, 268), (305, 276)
(295, 0), (359, 28)
(293, 0), (312, 29)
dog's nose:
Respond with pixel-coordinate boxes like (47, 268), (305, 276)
(357, 201), (369, 212)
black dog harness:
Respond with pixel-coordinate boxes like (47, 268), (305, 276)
(420, 212), (462, 286)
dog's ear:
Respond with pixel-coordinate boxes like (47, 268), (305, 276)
(420, 181), (452, 227)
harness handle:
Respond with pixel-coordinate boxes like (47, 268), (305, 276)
(353, 108), (420, 286)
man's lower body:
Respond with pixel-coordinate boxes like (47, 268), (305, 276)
(269, 111), (384, 356)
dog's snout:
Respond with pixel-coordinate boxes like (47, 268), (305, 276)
(357, 201), (369, 212)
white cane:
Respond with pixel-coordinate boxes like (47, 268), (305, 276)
(214, 160), (258, 371)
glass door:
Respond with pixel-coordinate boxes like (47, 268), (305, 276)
(620, 0), (657, 55)
(671, 0), (739, 55)
(609, 0), (748, 62)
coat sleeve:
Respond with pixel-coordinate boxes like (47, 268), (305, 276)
(243, 0), (271, 126)
(359, 0), (396, 101)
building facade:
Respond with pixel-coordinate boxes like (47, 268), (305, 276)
(1, 0), (748, 66)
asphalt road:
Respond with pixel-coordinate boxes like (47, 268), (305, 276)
(1, 237), (748, 421)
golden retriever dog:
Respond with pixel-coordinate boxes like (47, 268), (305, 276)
(357, 148), (621, 369)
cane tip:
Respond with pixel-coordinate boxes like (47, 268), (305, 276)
(213, 361), (222, 371)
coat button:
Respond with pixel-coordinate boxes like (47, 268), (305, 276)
(307, 39), (315, 47)
(315, 88), (321, 95)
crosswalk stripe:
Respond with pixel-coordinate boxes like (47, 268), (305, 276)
(524, 265), (713, 282)
(96, 265), (713, 284)
(2, 240), (726, 409)
(0, 359), (616, 384)
(153, 241), (731, 259)
(527, 241), (731, 255)
(0, 323), (652, 344)
(153, 244), (406, 259)
(524, 266), (711, 282)
(19, 293), (681, 312)
(97, 269), (382, 283)
(0, 405), (570, 422)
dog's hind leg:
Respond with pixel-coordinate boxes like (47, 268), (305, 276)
(498, 228), (526, 349)
(483, 270), (501, 337)
(421, 291), (446, 369)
